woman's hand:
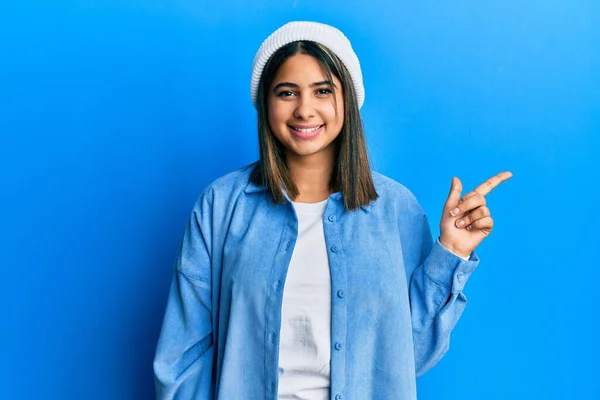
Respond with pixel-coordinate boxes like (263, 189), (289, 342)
(438, 171), (513, 258)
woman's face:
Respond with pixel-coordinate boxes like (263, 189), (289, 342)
(267, 53), (344, 160)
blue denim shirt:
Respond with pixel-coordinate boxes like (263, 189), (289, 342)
(153, 162), (480, 399)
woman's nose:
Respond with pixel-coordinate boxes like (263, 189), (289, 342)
(293, 95), (316, 119)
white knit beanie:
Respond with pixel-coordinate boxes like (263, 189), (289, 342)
(250, 21), (365, 109)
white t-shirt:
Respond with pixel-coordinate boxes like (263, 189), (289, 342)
(278, 199), (331, 399)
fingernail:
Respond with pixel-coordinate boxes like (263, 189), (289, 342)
(451, 208), (460, 216)
(457, 220), (465, 227)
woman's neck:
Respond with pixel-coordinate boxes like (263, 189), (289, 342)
(286, 149), (335, 203)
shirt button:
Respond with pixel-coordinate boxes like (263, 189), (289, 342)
(331, 246), (338, 253)
(328, 215), (335, 222)
(334, 341), (343, 350)
(457, 272), (465, 280)
(337, 289), (345, 298)
(335, 394), (343, 400)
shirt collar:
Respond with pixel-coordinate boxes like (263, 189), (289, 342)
(244, 180), (372, 213)
(244, 179), (266, 194)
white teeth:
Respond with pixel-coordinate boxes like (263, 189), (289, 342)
(292, 125), (321, 133)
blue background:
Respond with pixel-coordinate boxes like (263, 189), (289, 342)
(1, 1), (598, 398)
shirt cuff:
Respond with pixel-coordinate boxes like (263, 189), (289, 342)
(424, 239), (480, 293)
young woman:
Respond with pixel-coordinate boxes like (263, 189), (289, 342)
(153, 21), (512, 400)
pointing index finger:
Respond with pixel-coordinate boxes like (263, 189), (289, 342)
(472, 171), (513, 197)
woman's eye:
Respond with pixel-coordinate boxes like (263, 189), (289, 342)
(277, 91), (295, 97)
(317, 88), (332, 95)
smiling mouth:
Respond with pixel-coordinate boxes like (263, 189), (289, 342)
(288, 125), (324, 133)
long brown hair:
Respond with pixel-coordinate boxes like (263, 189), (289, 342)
(250, 40), (378, 211)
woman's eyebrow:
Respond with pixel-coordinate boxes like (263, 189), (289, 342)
(272, 80), (336, 91)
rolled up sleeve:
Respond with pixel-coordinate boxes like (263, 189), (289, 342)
(400, 199), (479, 378)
